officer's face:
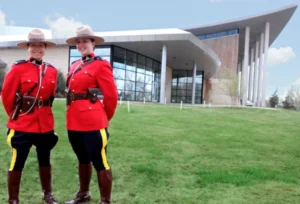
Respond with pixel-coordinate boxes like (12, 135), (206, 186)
(28, 42), (46, 60)
(76, 38), (95, 56)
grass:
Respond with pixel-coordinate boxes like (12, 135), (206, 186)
(0, 100), (300, 203)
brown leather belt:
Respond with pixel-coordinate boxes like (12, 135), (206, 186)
(67, 93), (88, 101)
(33, 100), (51, 107)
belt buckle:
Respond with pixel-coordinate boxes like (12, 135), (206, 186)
(38, 100), (43, 108)
(69, 93), (75, 101)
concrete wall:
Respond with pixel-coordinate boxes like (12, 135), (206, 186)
(202, 34), (240, 105)
(0, 46), (69, 75)
(165, 66), (172, 103)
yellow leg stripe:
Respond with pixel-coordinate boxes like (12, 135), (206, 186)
(7, 129), (15, 147)
(9, 149), (17, 171)
(100, 129), (110, 170)
(7, 129), (17, 171)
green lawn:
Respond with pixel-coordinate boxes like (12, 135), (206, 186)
(0, 100), (300, 204)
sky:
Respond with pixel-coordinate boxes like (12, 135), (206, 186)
(0, 0), (299, 100)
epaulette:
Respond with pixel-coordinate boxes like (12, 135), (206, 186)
(71, 59), (81, 64)
(44, 62), (56, 68)
(14, 60), (27, 65)
(94, 56), (103, 61)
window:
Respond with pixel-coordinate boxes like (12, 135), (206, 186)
(197, 28), (239, 40)
(171, 70), (203, 104)
(112, 46), (161, 102)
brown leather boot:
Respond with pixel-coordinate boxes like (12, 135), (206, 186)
(8, 170), (22, 204)
(39, 165), (58, 204)
(65, 163), (92, 204)
(97, 169), (112, 204)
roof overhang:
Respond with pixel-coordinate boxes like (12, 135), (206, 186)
(184, 4), (298, 62)
(0, 29), (221, 77)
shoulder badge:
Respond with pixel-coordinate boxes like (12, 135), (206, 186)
(14, 60), (27, 65)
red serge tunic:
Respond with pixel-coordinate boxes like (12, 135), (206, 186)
(66, 55), (118, 131)
(1, 59), (58, 133)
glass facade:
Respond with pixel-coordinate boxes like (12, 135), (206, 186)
(112, 46), (161, 102)
(69, 45), (203, 104)
(171, 70), (203, 104)
(197, 29), (239, 40)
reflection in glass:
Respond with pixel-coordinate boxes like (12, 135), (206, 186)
(114, 69), (125, 80)
(124, 91), (135, 101)
(127, 51), (137, 62)
(126, 71), (135, 81)
(126, 61), (136, 72)
(135, 92), (144, 101)
(95, 48), (110, 56)
(171, 70), (203, 104)
(136, 82), (145, 92)
(125, 80), (135, 91)
(115, 80), (125, 90)
(138, 55), (145, 65)
(114, 47), (125, 59)
(136, 73), (145, 83)
(70, 49), (80, 56)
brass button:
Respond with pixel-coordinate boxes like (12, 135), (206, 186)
(89, 107), (92, 110)
(27, 102), (30, 104)
(85, 71), (87, 74)
(52, 81), (55, 83)
(40, 96), (43, 99)
(42, 86), (44, 89)
(72, 90), (75, 92)
(72, 79), (74, 81)
(28, 79), (31, 82)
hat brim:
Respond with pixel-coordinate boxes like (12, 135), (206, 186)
(16, 40), (56, 49)
(66, 35), (105, 45)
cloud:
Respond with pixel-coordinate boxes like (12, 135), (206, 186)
(0, 9), (6, 26)
(294, 78), (300, 85)
(45, 13), (89, 38)
(268, 47), (296, 66)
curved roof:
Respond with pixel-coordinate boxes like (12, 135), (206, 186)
(184, 4), (297, 62)
(0, 28), (221, 77)
(184, 4), (297, 46)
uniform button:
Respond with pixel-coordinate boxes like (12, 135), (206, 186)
(89, 107), (92, 110)
(42, 86), (44, 89)
(28, 80), (31, 82)
(72, 79), (74, 81)
(85, 71), (87, 74)
(52, 81), (55, 83)
(72, 90), (75, 92)
(27, 102), (30, 105)
(40, 96), (43, 99)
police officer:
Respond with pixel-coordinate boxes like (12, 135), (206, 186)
(1, 29), (59, 204)
(65, 26), (118, 204)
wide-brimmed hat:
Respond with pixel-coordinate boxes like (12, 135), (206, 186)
(16, 29), (56, 49)
(66, 26), (104, 45)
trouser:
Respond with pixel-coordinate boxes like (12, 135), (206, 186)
(66, 129), (112, 203)
(68, 129), (110, 171)
(6, 129), (58, 204)
(7, 129), (58, 171)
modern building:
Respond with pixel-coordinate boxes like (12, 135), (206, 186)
(0, 5), (297, 106)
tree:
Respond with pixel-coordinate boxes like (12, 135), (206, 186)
(269, 88), (279, 108)
(218, 67), (242, 106)
(56, 70), (66, 98)
(282, 86), (300, 110)
(0, 69), (5, 93)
